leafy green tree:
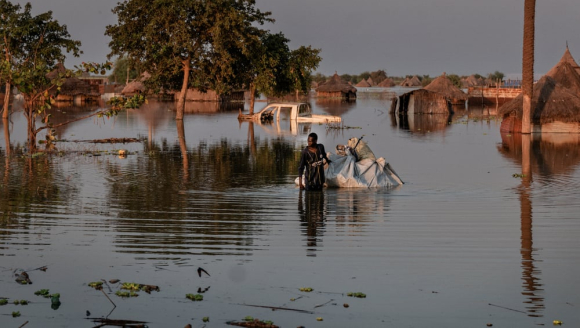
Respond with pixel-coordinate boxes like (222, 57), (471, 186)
(0, 0), (21, 118)
(106, 0), (272, 120)
(108, 56), (138, 84)
(370, 70), (387, 85)
(312, 73), (327, 84)
(288, 46), (321, 100)
(488, 71), (505, 83)
(447, 74), (462, 89)
(0, 1), (82, 149)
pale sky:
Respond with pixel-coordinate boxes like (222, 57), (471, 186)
(12, 0), (580, 78)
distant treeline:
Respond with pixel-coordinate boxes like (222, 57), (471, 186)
(312, 70), (506, 88)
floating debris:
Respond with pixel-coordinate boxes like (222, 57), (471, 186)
(185, 294), (203, 301)
(299, 287), (313, 292)
(347, 292), (366, 298)
(227, 317), (278, 328)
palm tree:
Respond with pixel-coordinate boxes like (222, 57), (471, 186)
(521, 0), (536, 134)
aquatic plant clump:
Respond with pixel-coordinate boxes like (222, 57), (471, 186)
(88, 281), (104, 290)
(228, 317), (278, 328)
(185, 294), (203, 301)
(298, 287), (313, 292)
(347, 292), (367, 298)
(34, 289), (51, 297)
(0, 299), (8, 305)
(115, 290), (139, 298)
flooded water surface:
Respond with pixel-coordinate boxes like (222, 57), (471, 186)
(1, 94), (580, 327)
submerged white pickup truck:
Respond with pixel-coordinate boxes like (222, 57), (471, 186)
(238, 102), (341, 123)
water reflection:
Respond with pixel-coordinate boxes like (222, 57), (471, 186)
(314, 98), (356, 116)
(392, 113), (453, 135)
(298, 190), (326, 256)
(102, 138), (299, 257)
(496, 132), (580, 317)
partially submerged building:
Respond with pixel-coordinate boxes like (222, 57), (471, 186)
(47, 63), (100, 104)
(355, 79), (371, 88)
(400, 75), (422, 87)
(499, 47), (580, 133)
(316, 73), (357, 99)
(390, 73), (466, 115)
(377, 78), (395, 87)
(423, 73), (467, 105)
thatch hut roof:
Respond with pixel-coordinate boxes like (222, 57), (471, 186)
(547, 46), (580, 78)
(46, 63), (97, 96)
(461, 75), (484, 88)
(366, 77), (375, 87)
(121, 72), (150, 95)
(400, 75), (422, 87)
(355, 79), (371, 87)
(316, 73), (357, 94)
(498, 74), (580, 125)
(546, 50), (580, 94)
(311, 81), (319, 89)
(424, 73), (467, 101)
(377, 78), (395, 87)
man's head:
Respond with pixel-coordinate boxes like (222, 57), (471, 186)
(307, 133), (318, 147)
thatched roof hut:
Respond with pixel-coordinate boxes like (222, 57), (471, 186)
(499, 75), (580, 133)
(461, 75), (485, 88)
(499, 47), (580, 133)
(545, 48), (580, 94)
(366, 77), (375, 87)
(400, 75), (422, 87)
(377, 78), (395, 87)
(424, 73), (467, 105)
(316, 73), (357, 99)
(390, 89), (450, 115)
(46, 63), (99, 103)
(355, 79), (371, 88)
(547, 46), (580, 78)
(311, 81), (319, 89)
(121, 72), (150, 96)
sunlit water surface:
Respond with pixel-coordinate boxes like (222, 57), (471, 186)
(1, 92), (580, 327)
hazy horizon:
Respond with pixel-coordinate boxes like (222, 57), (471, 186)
(11, 0), (580, 78)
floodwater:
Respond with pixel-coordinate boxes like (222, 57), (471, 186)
(1, 90), (579, 327)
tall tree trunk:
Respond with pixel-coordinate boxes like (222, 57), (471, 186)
(3, 117), (10, 157)
(521, 0), (535, 134)
(176, 58), (190, 120)
(248, 82), (256, 115)
(176, 119), (189, 182)
(24, 99), (37, 152)
(2, 82), (10, 119)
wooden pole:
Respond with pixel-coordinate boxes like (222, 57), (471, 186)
(521, 0), (536, 134)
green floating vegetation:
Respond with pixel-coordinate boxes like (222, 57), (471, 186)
(347, 292), (367, 298)
(12, 311), (21, 317)
(34, 289), (50, 297)
(244, 316), (254, 321)
(203, 317), (210, 322)
(241, 316), (276, 327)
(121, 282), (141, 291)
(0, 299), (8, 305)
(298, 287), (313, 292)
(185, 294), (203, 301)
(88, 281), (103, 289)
(115, 290), (139, 298)
(512, 173), (526, 178)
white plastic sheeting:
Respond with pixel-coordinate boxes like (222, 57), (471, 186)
(324, 153), (403, 188)
(295, 152), (403, 188)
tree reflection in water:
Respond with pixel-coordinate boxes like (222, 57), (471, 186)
(298, 190), (326, 257)
(497, 132), (580, 317)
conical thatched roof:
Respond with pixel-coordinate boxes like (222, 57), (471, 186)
(546, 50), (580, 94)
(424, 73), (467, 100)
(498, 75), (580, 124)
(366, 77), (375, 86)
(377, 78), (395, 87)
(355, 79), (371, 87)
(547, 46), (580, 77)
(46, 63), (96, 96)
(316, 73), (357, 93)
(462, 75), (484, 88)
(400, 75), (422, 87)
(121, 72), (150, 95)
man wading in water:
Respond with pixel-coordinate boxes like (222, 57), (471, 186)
(298, 133), (331, 191)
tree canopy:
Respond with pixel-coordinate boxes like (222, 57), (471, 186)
(106, 0), (272, 119)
